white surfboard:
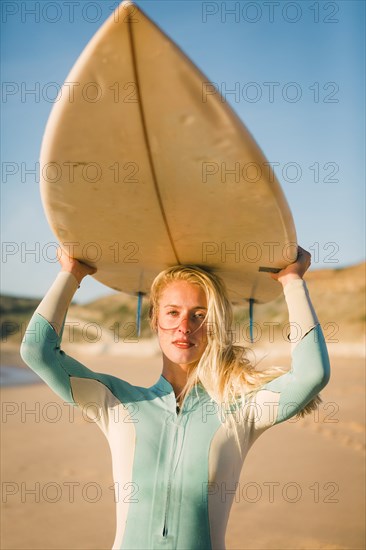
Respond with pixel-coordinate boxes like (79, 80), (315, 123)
(40, 0), (297, 304)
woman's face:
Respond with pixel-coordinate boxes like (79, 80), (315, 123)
(157, 280), (208, 368)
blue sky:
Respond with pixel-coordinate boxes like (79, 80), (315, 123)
(1, 0), (365, 303)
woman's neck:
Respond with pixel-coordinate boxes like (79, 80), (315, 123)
(162, 359), (190, 400)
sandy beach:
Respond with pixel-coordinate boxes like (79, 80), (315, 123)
(1, 341), (365, 550)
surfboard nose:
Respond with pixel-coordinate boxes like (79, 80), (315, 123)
(118, 0), (138, 20)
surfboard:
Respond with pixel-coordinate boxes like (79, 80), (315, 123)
(39, 0), (297, 304)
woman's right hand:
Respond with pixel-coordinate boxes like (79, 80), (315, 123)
(57, 247), (97, 284)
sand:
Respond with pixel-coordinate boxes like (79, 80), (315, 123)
(1, 341), (365, 550)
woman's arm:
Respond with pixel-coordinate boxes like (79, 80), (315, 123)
(253, 247), (331, 428)
(272, 246), (319, 347)
(20, 251), (137, 433)
(35, 249), (96, 334)
(20, 250), (99, 406)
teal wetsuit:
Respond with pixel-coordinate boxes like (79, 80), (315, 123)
(20, 274), (330, 550)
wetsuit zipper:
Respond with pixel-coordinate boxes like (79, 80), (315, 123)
(162, 402), (181, 538)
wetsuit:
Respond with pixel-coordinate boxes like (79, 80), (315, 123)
(20, 272), (330, 550)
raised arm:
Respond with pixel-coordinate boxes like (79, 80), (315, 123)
(36, 250), (96, 335)
(20, 251), (98, 406)
(20, 251), (140, 435)
(274, 248), (320, 349)
(253, 247), (331, 429)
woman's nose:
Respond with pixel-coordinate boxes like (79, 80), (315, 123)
(178, 317), (191, 334)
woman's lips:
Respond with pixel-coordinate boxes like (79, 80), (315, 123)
(173, 340), (195, 349)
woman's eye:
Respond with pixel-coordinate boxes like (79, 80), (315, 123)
(194, 312), (206, 320)
(167, 310), (178, 316)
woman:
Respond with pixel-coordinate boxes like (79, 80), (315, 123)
(20, 245), (330, 550)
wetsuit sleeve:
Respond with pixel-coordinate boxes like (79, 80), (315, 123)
(20, 272), (92, 406)
(20, 272), (130, 427)
(282, 277), (320, 349)
(252, 278), (330, 430)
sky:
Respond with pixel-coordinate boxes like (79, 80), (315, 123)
(1, 0), (365, 303)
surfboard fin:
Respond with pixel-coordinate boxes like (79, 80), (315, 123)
(249, 298), (254, 344)
(136, 292), (144, 338)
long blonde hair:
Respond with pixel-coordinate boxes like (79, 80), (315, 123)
(150, 265), (321, 443)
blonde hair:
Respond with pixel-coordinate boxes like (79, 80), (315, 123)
(150, 265), (321, 447)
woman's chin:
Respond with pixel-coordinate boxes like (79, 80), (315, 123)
(163, 347), (203, 367)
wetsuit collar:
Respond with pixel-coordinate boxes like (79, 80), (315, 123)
(153, 374), (175, 394)
(152, 374), (207, 397)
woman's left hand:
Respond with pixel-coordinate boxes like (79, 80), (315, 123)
(271, 245), (311, 287)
